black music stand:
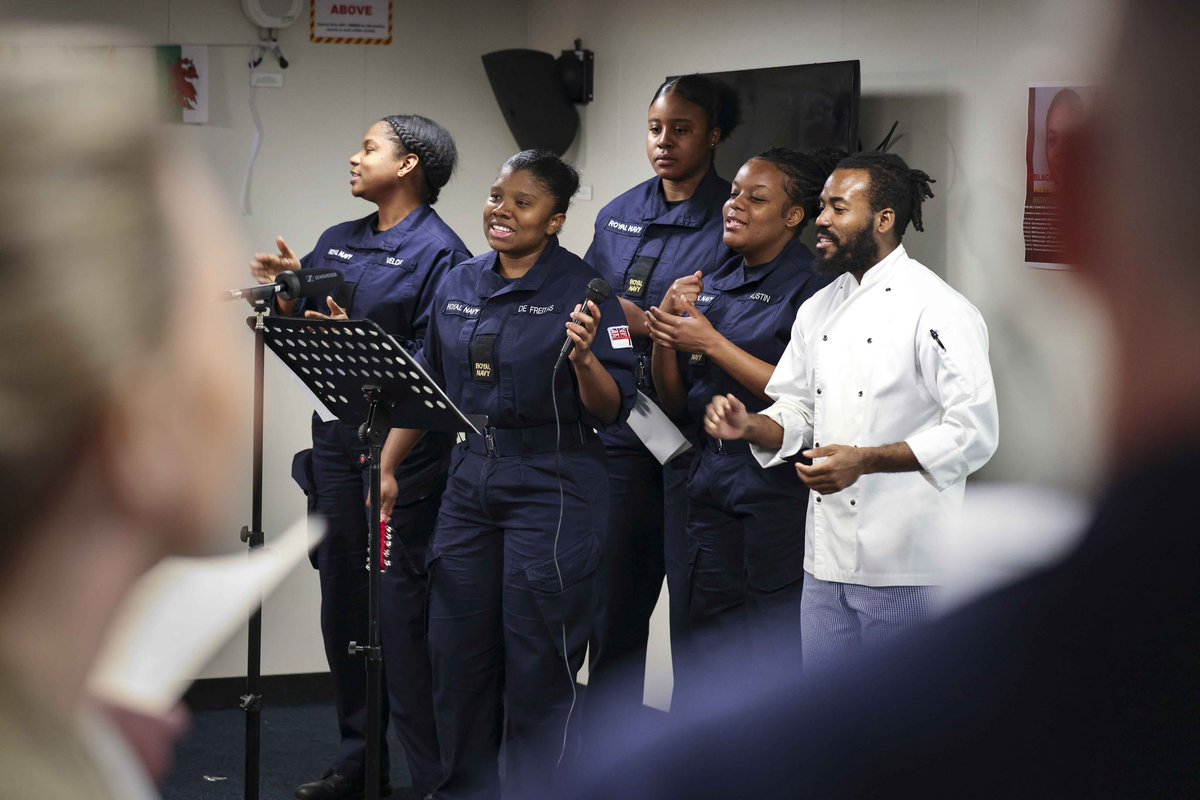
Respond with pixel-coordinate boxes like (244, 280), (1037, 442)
(262, 316), (483, 800)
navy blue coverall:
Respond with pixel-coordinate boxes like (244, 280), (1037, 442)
(583, 166), (731, 708)
(289, 206), (470, 792)
(675, 238), (830, 686)
(417, 237), (636, 799)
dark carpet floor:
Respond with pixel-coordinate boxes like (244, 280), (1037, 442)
(163, 701), (418, 800)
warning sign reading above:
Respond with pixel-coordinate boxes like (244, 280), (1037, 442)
(311, 0), (393, 45)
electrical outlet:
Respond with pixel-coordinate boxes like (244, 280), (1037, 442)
(250, 71), (284, 88)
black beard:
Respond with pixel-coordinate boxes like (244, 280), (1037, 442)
(816, 224), (879, 277)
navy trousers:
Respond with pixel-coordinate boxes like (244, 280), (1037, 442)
(683, 446), (807, 696)
(381, 489), (443, 793)
(427, 442), (605, 799)
(302, 419), (442, 790)
(588, 446), (693, 711)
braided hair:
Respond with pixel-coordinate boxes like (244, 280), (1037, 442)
(380, 114), (458, 205)
(752, 147), (845, 233)
(653, 74), (742, 141)
(834, 151), (936, 237)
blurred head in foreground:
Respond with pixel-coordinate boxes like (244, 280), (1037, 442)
(0, 47), (244, 715)
(1062, 1), (1200, 457)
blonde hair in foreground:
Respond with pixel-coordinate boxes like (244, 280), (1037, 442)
(0, 56), (173, 539)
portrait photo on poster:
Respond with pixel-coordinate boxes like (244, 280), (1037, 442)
(1023, 84), (1097, 269)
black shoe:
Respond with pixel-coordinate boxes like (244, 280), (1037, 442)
(294, 770), (392, 800)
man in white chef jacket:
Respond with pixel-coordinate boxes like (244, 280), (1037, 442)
(704, 151), (999, 669)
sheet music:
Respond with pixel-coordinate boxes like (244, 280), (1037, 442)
(274, 348), (338, 422)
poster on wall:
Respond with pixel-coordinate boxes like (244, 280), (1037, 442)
(311, 0), (393, 45)
(156, 45), (208, 124)
(1023, 84), (1096, 269)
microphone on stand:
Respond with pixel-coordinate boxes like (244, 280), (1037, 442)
(222, 268), (344, 303)
(557, 277), (613, 367)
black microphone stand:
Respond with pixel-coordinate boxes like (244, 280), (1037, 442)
(237, 298), (269, 800)
(223, 273), (343, 800)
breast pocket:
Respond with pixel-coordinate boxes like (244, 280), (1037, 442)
(606, 237), (643, 298)
(728, 294), (787, 361)
(352, 256), (420, 334)
(504, 306), (567, 419)
(682, 291), (722, 367)
(436, 302), (478, 391)
(641, 235), (687, 307)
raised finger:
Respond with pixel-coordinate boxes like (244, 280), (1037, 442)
(277, 236), (297, 261)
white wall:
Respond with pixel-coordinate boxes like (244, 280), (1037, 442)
(1, 0), (528, 680)
(2, 0), (1124, 698)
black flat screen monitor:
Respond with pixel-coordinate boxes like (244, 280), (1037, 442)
(687, 60), (860, 178)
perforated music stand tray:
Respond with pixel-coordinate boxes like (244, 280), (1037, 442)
(261, 316), (484, 435)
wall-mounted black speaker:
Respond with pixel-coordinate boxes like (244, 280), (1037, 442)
(557, 39), (594, 104)
(482, 42), (594, 156)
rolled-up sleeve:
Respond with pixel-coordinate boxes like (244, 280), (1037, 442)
(584, 293), (638, 429)
(906, 301), (999, 490)
(751, 314), (815, 468)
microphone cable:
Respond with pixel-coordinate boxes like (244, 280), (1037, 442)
(548, 280), (609, 768)
(549, 354), (577, 768)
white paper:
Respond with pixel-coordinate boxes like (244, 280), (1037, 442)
(626, 391), (692, 465)
(89, 518), (323, 716)
(276, 348), (338, 422)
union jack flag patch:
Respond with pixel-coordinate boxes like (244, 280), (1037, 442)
(607, 325), (632, 349)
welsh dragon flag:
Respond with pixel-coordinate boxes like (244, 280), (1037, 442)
(157, 45), (208, 124)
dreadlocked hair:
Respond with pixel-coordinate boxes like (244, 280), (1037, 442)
(836, 151), (936, 236)
(380, 114), (458, 205)
(753, 147), (845, 233)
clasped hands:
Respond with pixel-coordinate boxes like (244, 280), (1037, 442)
(646, 271), (717, 354)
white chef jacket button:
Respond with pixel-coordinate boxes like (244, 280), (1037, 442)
(815, 496), (822, 503)
(816, 388), (822, 395)
(850, 500), (856, 506)
(822, 334), (828, 341)
(858, 390), (863, 397)
(867, 337), (872, 343)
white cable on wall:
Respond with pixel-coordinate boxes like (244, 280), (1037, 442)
(241, 70), (264, 215)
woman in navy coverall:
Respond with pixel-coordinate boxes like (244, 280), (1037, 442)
(380, 151), (636, 799)
(647, 149), (839, 691)
(583, 74), (743, 711)
(250, 115), (470, 800)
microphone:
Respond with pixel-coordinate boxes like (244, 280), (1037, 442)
(222, 268), (344, 303)
(557, 277), (613, 366)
